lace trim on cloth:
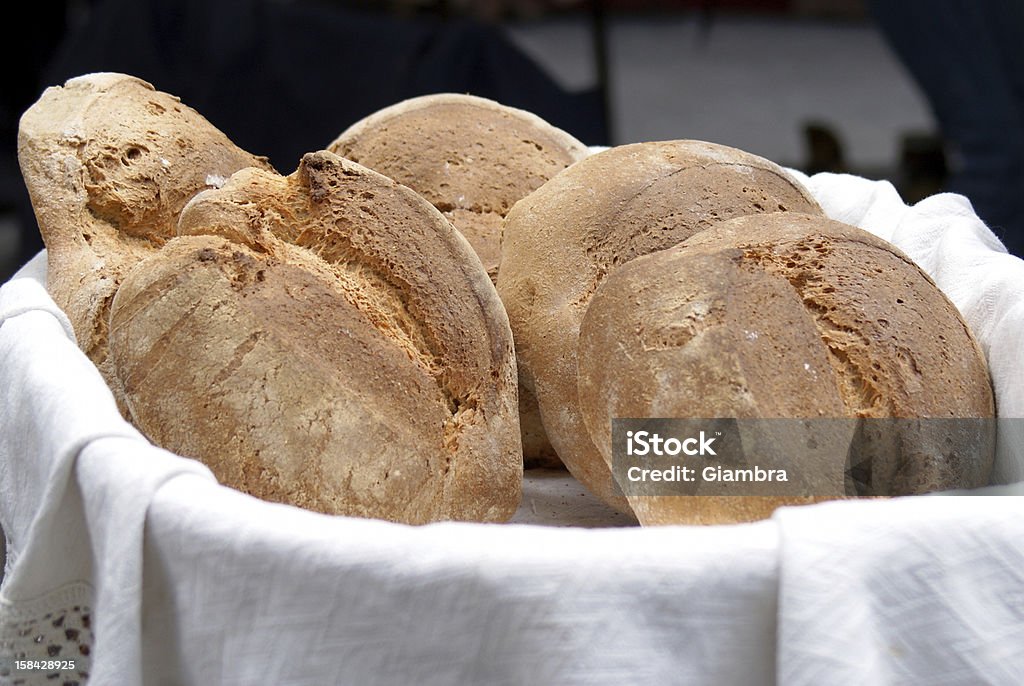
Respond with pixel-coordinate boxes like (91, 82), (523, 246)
(0, 582), (94, 686)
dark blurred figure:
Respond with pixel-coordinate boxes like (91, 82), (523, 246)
(803, 121), (847, 175)
(898, 132), (948, 204)
(0, 3), (69, 278)
(4, 0), (606, 273)
(0, 6), (66, 205)
(869, 1), (1024, 257)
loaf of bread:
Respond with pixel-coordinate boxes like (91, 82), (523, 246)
(329, 93), (589, 281)
(497, 141), (824, 511)
(330, 93), (588, 469)
(577, 212), (995, 525)
(17, 73), (273, 394)
(19, 75), (521, 524)
(108, 152), (522, 523)
(21, 74), (992, 527)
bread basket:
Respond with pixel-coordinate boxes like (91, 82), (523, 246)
(1, 172), (1022, 684)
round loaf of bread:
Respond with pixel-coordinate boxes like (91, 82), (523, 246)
(328, 93), (589, 281)
(17, 73), (272, 390)
(577, 212), (995, 525)
(108, 152), (522, 524)
(496, 140), (824, 511)
(330, 93), (588, 468)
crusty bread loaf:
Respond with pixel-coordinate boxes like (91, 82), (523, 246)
(577, 212), (995, 525)
(497, 141), (824, 512)
(328, 93), (589, 282)
(19, 74), (521, 524)
(108, 152), (522, 523)
(330, 93), (588, 468)
(17, 73), (272, 391)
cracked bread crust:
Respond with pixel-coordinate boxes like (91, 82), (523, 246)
(109, 152), (522, 524)
(679, 213), (995, 422)
(497, 140), (824, 512)
(17, 73), (273, 389)
(330, 93), (588, 468)
(577, 212), (995, 525)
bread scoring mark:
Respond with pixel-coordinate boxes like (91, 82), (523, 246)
(443, 394), (480, 453)
(104, 268), (180, 333)
(209, 330), (264, 390)
(119, 295), (204, 395)
(84, 289), (116, 368)
(296, 154), (476, 423)
(296, 223), (442, 372)
(740, 238), (888, 417)
(584, 161), (816, 274)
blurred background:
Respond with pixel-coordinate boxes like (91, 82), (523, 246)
(2, 0), (1021, 282)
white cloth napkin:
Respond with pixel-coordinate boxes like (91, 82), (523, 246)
(775, 495), (1024, 685)
(142, 478), (780, 685)
(0, 254), (215, 684)
(2, 172), (1023, 685)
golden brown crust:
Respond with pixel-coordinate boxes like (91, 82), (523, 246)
(577, 212), (995, 525)
(330, 93), (588, 465)
(17, 73), (272, 387)
(109, 152), (522, 524)
(329, 94), (588, 268)
(679, 213), (995, 421)
(20, 75), (522, 524)
(497, 140), (824, 512)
